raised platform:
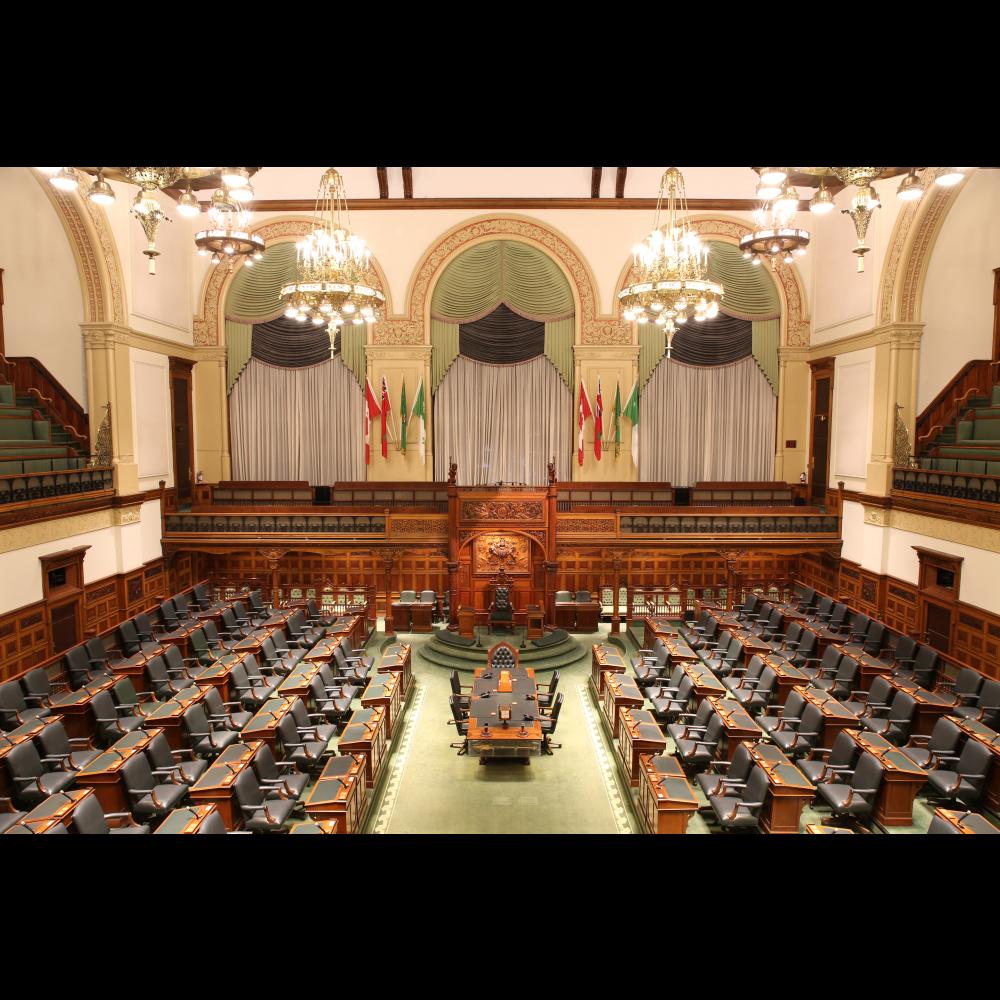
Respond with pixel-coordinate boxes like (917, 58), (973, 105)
(418, 627), (588, 673)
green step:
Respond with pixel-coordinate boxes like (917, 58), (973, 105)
(993, 385), (1000, 407)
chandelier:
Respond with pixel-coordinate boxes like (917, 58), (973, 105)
(37, 167), (259, 274)
(618, 167), (723, 356)
(740, 171), (810, 269)
(279, 168), (384, 336)
(194, 188), (264, 269)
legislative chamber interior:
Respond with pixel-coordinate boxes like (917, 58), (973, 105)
(0, 164), (997, 837)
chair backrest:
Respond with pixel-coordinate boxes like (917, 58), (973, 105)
(547, 671), (560, 695)
(832, 657), (858, 691)
(977, 679), (1000, 725)
(796, 587), (815, 608)
(743, 593), (760, 614)
(893, 634), (918, 662)
(193, 582), (211, 607)
(780, 690), (806, 721)
(785, 622), (803, 644)
(198, 810), (227, 834)
(814, 595), (833, 618)
(702, 714), (724, 747)
(89, 690), (118, 725)
(277, 713), (302, 752)
(927, 717), (963, 753)
(741, 765), (769, 808)
(673, 675), (695, 706)
(449, 671), (463, 697)
(798, 703), (824, 740)
(829, 604), (849, 628)
(956, 739), (992, 787)
(183, 703), (211, 735)
(135, 612), (155, 637)
(234, 767), (264, 809)
(7, 739), (44, 779)
(954, 668), (984, 698)
(252, 742), (278, 782)
(85, 637), (107, 664)
(160, 599), (178, 626)
(745, 655), (765, 681)
(730, 742), (754, 781)
(173, 592), (191, 616)
(399, 590), (417, 603)
(926, 815), (959, 835)
(755, 666), (778, 698)
(121, 753), (156, 797)
(260, 636), (277, 661)
(202, 620), (222, 644)
(144, 655), (169, 690)
(118, 620), (141, 652)
(189, 629), (210, 659)
(203, 687), (227, 718)
(575, 590), (591, 603)
(867, 676), (894, 707)
(0, 680), (27, 718)
(488, 642), (518, 671)
(112, 678), (141, 710)
(819, 646), (843, 674)
(64, 645), (92, 684)
(163, 645), (186, 674)
(70, 793), (110, 834)
(36, 719), (71, 758)
(289, 699), (312, 731)
(420, 590), (436, 603)
(795, 630), (817, 660)
(863, 622), (886, 653)
(145, 732), (175, 771)
(851, 752), (884, 798)
(829, 729), (860, 767)
(248, 589), (265, 612)
(889, 691), (917, 724)
(555, 591), (572, 603)
(850, 612), (871, 637)
(548, 692), (564, 723)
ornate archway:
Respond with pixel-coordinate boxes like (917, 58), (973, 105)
(32, 168), (126, 327)
(456, 526), (549, 615)
(613, 215), (809, 348)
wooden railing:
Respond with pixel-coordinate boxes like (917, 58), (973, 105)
(0, 465), (113, 505)
(915, 358), (995, 450)
(892, 466), (1000, 504)
(0, 354), (89, 449)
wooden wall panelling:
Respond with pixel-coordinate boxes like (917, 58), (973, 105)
(84, 576), (120, 636)
(0, 601), (48, 680)
(952, 603), (1000, 680)
(883, 578), (919, 636)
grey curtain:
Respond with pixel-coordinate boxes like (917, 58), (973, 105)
(433, 355), (572, 485)
(639, 355), (776, 485)
(229, 357), (364, 484)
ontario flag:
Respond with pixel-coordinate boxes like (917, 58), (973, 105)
(594, 375), (604, 461)
(380, 375), (391, 458)
(578, 379), (593, 466)
(364, 377), (380, 464)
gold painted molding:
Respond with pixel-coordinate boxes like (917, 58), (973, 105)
(863, 502), (1000, 554)
(0, 508), (117, 555)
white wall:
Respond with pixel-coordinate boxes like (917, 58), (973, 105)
(830, 347), (876, 489)
(918, 169), (1000, 412)
(129, 347), (173, 490)
(0, 168), (87, 406)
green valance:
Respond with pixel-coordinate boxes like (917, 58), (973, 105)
(339, 324), (366, 388)
(430, 240), (574, 322)
(225, 242), (298, 323)
(226, 321), (253, 393)
(752, 317), (780, 394)
(707, 240), (781, 320)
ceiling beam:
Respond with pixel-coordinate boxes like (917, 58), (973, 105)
(615, 167), (627, 199)
(376, 167), (389, 199)
(402, 167), (413, 199)
(237, 196), (813, 212)
(591, 167), (602, 198)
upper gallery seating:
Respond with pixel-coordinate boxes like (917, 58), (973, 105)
(0, 382), (88, 476)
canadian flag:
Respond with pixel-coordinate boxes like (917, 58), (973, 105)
(578, 380), (593, 466)
(364, 378), (380, 464)
(380, 375), (391, 459)
(594, 375), (604, 461)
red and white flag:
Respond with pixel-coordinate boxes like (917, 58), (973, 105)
(380, 375), (391, 459)
(364, 377), (380, 464)
(578, 379), (593, 466)
(594, 375), (604, 461)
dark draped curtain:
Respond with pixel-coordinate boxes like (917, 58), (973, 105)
(668, 313), (752, 366)
(251, 317), (341, 368)
(459, 304), (544, 363)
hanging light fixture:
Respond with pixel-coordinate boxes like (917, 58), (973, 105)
(86, 168), (116, 206)
(50, 167), (79, 192)
(740, 176), (810, 270)
(809, 179), (835, 215)
(176, 170), (201, 218)
(827, 168), (885, 273)
(934, 167), (965, 187)
(896, 170), (924, 201)
(194, 187), (263, 270)
(618, 167), (723, 357)
(279, 167), (384, 349)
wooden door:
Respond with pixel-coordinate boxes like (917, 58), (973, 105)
(170, 358), (195, 508)
(809, 358), (834, 504)
(922, 602), (952, 653)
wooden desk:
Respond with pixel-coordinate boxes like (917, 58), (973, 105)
(361, 672), (402, 739)
(154, 623), (199, 659)
(948, 716), (1000, 813)
(525, 607), (544, 639)
(759, 653), (809, 707)
(277, 660), (324, 701)
(617, 708), (667, 786)
(231, 628), (275, 655)
(193, 652), (246, 702)
(575, 602), (601, 633)
(47, 675), (115, 740)
(722, 628), (772, 661)
(4, 787), (96, 834)
(643, 615), (679, 651)
(241, 696), (297, 753)
(325, 613), (367, 650)
(391, 602), (413, 632)
(637, 753), (699, 834)
(591, 643), (628, 696)
(796, 685), (861, 751)
(845, 729), (928, 827)
(290, 819), (340, 834)
(155, 803), (221, 834)
(746, 741), (815, 833)
(601, 672), (644, 740)
(885, 675), (960, 736)
(554, 603), (576, 631)
(303, 753), (366, 833)
(707, 697), (763, 760)
(458, 607), (476, 638)
(108, 651), (153, 694)
(799, 621), (845, 658)
(74, 727), (162, 814)
(408, 601), (435, 633)
(466, 665), (543, 761)
(338, 705), (388, 787)
(834, 646), (894, 692)
(139, 684), (209, 750)
(302, 636), (341, 663)
(679, 658), (727, 702)
(378, 643), (412, 698)
(931, 807), (1000, 834)
(188, 740), (264, 829)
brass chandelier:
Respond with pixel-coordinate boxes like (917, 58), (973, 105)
(740, 169), (810, 269)
(194, 187), (264, 269)
(280, 168), (384, 336)
(618, 167), (723, 356)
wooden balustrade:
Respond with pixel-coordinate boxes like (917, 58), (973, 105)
(0, 354), (89, 449)
(915, 359), (995, 449)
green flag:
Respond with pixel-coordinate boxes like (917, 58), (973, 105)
(623, 380), (639, 469)
(400, 379), (408, 454)
(409, 376), (427, 463)
(613, 381), (621, 457)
